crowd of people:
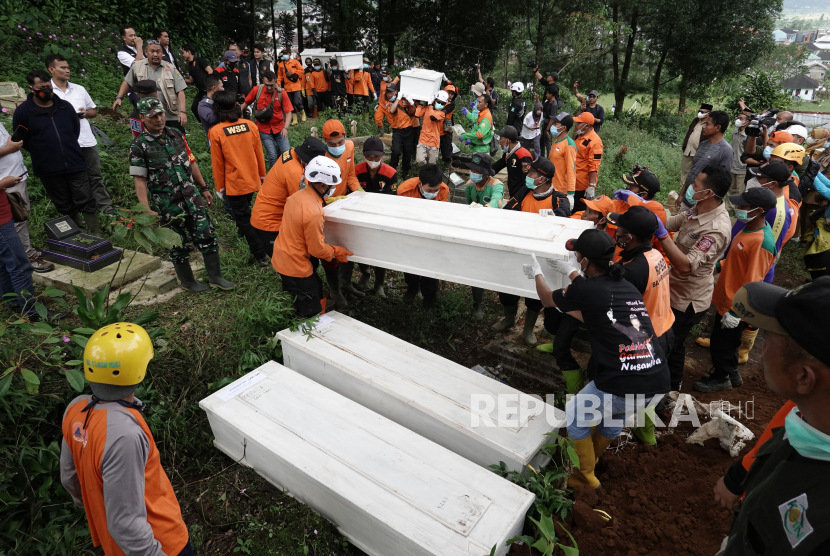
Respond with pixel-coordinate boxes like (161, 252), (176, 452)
(1, 24), (830, 556)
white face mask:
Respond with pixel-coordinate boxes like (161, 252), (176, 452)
(745, 177), (761, 190)
(734, 119), (745, 128)
(326, 186), (336, 197)
(697, 111), (707, 119)
(366, 160), (381, 169)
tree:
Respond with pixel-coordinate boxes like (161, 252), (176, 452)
(278, 11), (295, 51)
(609, 0), (639, 120)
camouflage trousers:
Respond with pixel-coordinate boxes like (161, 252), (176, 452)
(152, 194), (218, 264)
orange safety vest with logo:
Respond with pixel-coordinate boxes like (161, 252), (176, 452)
(640, 249), (674, 337)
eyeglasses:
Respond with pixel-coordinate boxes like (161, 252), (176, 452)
(146, 39), (160, 45)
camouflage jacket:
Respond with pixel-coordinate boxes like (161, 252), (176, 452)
(128, 128), (199, 201)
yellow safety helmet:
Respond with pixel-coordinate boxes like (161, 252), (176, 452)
(771, 143), (806, 165)
(84, 322), (153, 387)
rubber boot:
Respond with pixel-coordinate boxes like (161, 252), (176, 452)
(561, 369), (584, 394)
(523, 308), (540, 346)
(402, 284), (418, 304)
(356, 263), (372, 291)
(630, 406), (657, 446)
(738, 328), (759, 365)
(292, 113), (299, 126)
(82, 212), (102, 236)
(371, 268), (386, 298)
(340, 262), (365, 297)
(203, 252), (235, 290)
(471, 287), (484, 320)
(312, 107), (318, 119)
(536, 343), (554, 353)
(324, 266), (349, 309)
(173, 261), (209, 293)
(696, 337), (711, 348)
(301, 110), (307, 122)
(492, 304), (518, 332)
(568, 436), (600, 489)
(591, 429), (614, 463)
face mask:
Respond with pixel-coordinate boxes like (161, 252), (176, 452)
(734, 208), (758, 223)
(735, 119), (745, 128)
(35, 88), (54, 101)
(525, 176), (538, 190)
(550, 125), (560, 137)
(366, 160), (381, 169)
(470, 171), (484, 183)
(331, 65), (338, 70)
(421, 186), (438, 199)
(576, 126), (587, 136)
(697, 111), (706, 119)
(281, 55), (289, 61)
(685, 186), (710, 206)
(434, 102), (444, 110)
(326, 186), (336, 198)
(363, 64), (369, 69)
(313, 65), (321, 70)
(227, 61), (237, 69)
(785, 408), (830, 461)
(614, 233), (629, 250)
(383, 76), (389, 82)
(762, 145), (773, 160)
(328, 144), (346, 157)
(745, 177), (762, 190)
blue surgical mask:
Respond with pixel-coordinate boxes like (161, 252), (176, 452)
(825, 141), (830, 148)
(328, 144), (346, 157)
(281, 55), (288, 61)
(763, 145), (773, 160)
(383, 76), (389, 82)
(421, 188), (438, 199)
(525, 176), (538, 190)
(434, 102), (444, 110)
(786, 407), (830, 461)
(470, 171), (484, 183)
(550, 125), (560, 137)
(363, 63), (369, 69)
(685, 186), (710, 206)
(313, 65), (321, 70)
(734, 208), (758, 223)
(326, 186), (336, 197)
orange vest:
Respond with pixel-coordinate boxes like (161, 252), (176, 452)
(641, 249), (675, 337)
(251, 149), (306, 232)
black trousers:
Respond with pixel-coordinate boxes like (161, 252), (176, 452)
(317, 91), (333, 110)
(39, 171), (95, 215)
(543, 307), (581, 371)
(178, 540), (195, 556)
(540, 121), (551, 157)
(403, 273), (438, 302)
(226, 192), (265, 260)
(281, 258), (323, 318)
(191, 90), (205, 123)
(667, 304), (707, 390)
(391, 127), (414, 178)
(572, 190), (587, 214)
(440, 133), (453, 162)
(498, 292), (543, 312)
(254, 228), (278, 258)
(710, 313), (747, 380)
(410, 126), (421, 160)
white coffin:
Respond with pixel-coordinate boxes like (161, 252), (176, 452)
(299, 48), (331, 60)
(199, 362), (534, 556)
(279, 312), (565, 474)
(399, 68), (445, 102)
(329, 51), (363, 71)
(324, 191), (593, 297)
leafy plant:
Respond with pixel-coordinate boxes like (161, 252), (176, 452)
(111, 202), (183, 256)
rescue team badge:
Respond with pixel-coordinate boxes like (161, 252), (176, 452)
(72, 421), (88, 447)
(522, 161), (531, 173)
(779, 493), (813, 548)
(223, 122), (251, 136)
(696, 235), (715, 252)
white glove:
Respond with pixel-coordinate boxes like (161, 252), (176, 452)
(522, 253), (543, 279)
(585, 186), (596, 200)
(547, 252), (581, 279)
(567, 194), (574, 208)
(721, 312), (741, 329)
(539, 209), (554, 217)
(469, 202), (483, 208)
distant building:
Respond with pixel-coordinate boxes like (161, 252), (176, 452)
(782, 74), (821, 101)
(796, 30), (820, 44)
(806, 61), (827, 82)
(815, 34), (830, 50)
(774, 28), (798, 44)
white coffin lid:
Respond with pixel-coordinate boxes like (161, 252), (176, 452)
(323, 191), (593, 296)
(199, 362), (534, 556)
(278, 312), (565, 470)
(400, 68), (446, 81)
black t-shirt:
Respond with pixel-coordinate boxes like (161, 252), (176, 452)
(330, 70), (347, 96)
(552, 274), (670, 396)
(187, 57), (210, 92)
(214, 67), (240, 96)
(237, 60), (252, 95)
(619, 244), (651, 295)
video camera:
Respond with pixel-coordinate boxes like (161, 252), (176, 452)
(527, 60), (538, 69)
(745, 109), (779, 137)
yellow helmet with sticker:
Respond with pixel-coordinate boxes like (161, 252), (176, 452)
(770, 143), (805, 165)
(83, 323), (153, 386)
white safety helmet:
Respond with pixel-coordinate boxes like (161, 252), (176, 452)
(510, 82), (525, 93)
(304, 156), (342, 186)
(435, 90), (449, 103)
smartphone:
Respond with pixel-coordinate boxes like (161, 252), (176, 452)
(18, 170), (29, 179)
(11, 125), (28, 142)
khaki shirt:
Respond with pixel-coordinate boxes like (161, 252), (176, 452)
(683, 121), (704, 157)
(125, 61), (186, 120)
(665, 202), (732, 313)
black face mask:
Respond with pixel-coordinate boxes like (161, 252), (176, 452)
(226, 61), (237, 69)
(35, 88), (54, 101)
(614, 233), (630, 250)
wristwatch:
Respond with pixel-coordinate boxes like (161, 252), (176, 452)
(115, 95), (123, 100)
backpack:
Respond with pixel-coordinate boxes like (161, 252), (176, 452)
(799, 157), (821, 197)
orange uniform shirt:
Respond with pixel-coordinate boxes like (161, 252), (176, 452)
(250, 149), (306, 232)
(617, 195), (673, 265)
(549, 136), (577, 194)
(326, 140), (362, 197)
(277, 59), (305, 92)
(310, 69), (329, 93)
(374, 100), (413, 129)
(208, 120), (266, 196)
(414, 105), (446, 148)
(574, 129), (603, 192)
(712, 223), (776, 316)
(349, 70), (375, 97)
(272, 186), (336, 277)
(640, 249), (674, 337)
(304, 69), (314, 94)
(570, 211), (617, 238)
(520, 191), (566, 213)
(397, 177), (450, 201)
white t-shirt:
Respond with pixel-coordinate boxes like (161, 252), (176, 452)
(51, 79), (97, 147)
(117, 45), (137, 70)
(0, 123), (27, 179)
(521, 111), (540, 140)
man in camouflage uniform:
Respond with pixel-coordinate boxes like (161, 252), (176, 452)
(128, 97), (234, 292)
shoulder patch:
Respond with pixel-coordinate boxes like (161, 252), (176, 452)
(779, 493), (813, 548)
(695, 235), (715, 252)
(281, 150), (293, 163)
(593, 153), (602, 160)
(582, 139), (591, 146)
(223, 122), (251, 136)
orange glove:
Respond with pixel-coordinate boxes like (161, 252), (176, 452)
(332, 246), (353, 263)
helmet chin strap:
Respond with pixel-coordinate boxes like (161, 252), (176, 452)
(81, 395), (147, 429)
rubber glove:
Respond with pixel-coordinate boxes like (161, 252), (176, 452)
(461, 107), (469, 116)
(567, 193), (574, 208)
(721, 312), (741, 329)
(585, 186), (596, 200)
(465, 139), (472, 145)
(547, 252), (581, 279)
(614, 189), (639, 203)
(332, 246), (354, 263)
(539, 209), (554, 217)
(522, 253), (543, 279)
(655, 217), (669, 240)
(325, 195), (348, 204)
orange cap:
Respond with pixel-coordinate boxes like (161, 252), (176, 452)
(769, 130), (793, 144)
(572, 112), (595, 125)
(323, 119), (346, 139)
(583, 195), (615, 216)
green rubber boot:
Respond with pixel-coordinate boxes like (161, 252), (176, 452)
(492, 304), (518, 332)
(324, 266), (349, 309)
(561, 369), (584, 394)
(536, 343), (554, 353)
(356, 263), (372, 291)
(631, 406), (657, 445)
(471, 287), (484, 320)
(523, 308), (540, 346)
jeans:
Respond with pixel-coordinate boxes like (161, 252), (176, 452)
(710, 313), (747, 380)
(39, 171), (95, 215)
(565, 380), (659, 441)
(520, 136), (541, 159)
(542, 307), (581, 371)
(82, 146), (112, 210)
(226, 192), (266, 260)
(7, 179), (36, 258)
(667, 304), (706, 390)
(0, 219), (35, 314)
(260, 131), (290, 169)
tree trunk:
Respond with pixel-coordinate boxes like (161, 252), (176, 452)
(650, 46), (668, 117)
(678, 72), (688, 113)
(438, 0), (449, 68)
(611, 2), (620, 118)
(386, 34), (396, 67)
(613, 3), (638, 120)
(250, 0), (256, 56)
(296, 0), (304, 51)
(271, 0), (278, 56)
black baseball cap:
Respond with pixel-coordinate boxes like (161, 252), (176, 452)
(134, 80), (158, 94)
(728, 187), (777, 211)
(565, 229), (616, 262)
(732, 277), (830, 367)
(588, 89), (599, 97)
(498, 125), (519, 141)
(700, 103), (713, 111)
(606, 206), (659, 238)
(553, 112), (574, 130)
(748, 161), (791, 184)
(530, 157), (555, 180)
(386, 83), (398, 92)
(294, 137), (327, 163)
(458, 152), (495, 176)
(622, 168), (661, 195)
(362, 136), (385, 156)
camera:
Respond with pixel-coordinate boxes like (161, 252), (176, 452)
(236, 94), (246, 105)
(745, 109), (779, 137)
(527, 60), (538, 69)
